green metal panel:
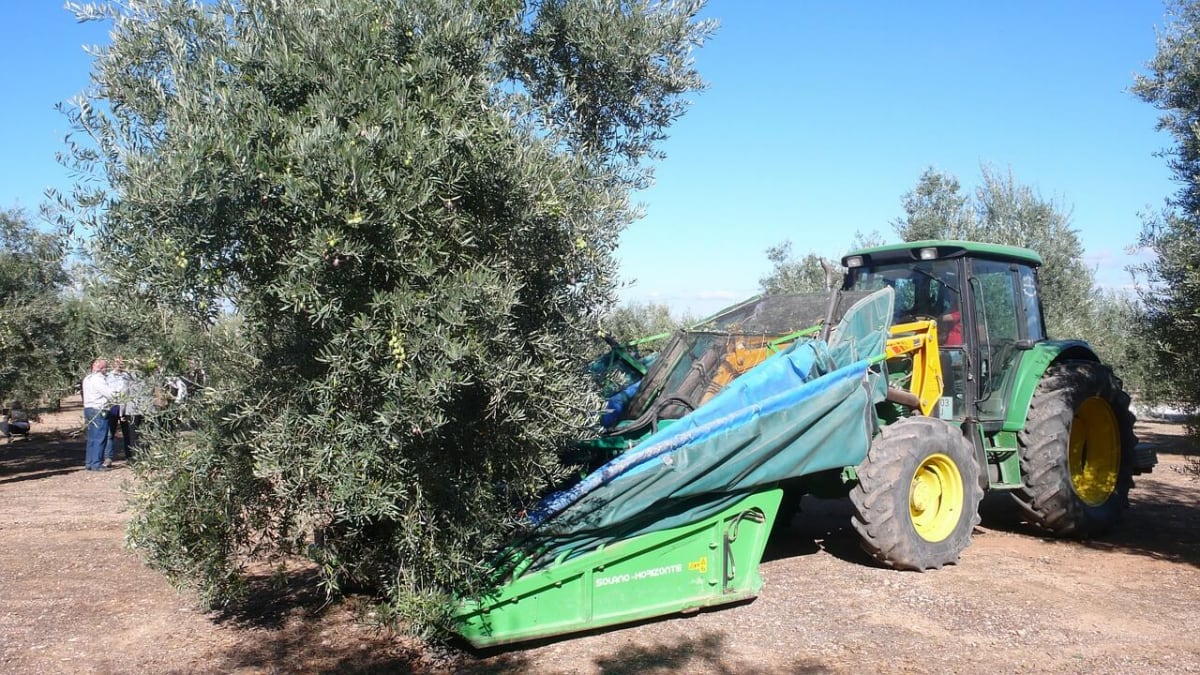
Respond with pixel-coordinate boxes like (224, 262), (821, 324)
(843, 240), (1043, 267)
(454, 489), (782, 647)
(983, 430), (1023, 488)
(999, 339), (1098, 432)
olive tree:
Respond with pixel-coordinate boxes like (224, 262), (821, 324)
(0, 208), (75, 408)
(759, 241), (835, 294)
(601, 301), (689, 339)
(61, 0), (712, 634)
(758, 232), (883, 296)
(893, 165), (1096, 340)
(1133, 0), (1200, 417)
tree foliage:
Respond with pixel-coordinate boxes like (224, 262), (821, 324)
(600, 301), (689, 340)
(893, 166), (1094, 339)
(0, 207), (207, 410)
(0, 208), (75, 407)
(758, 231), (882, 296)
(892, 169), (973, 242)
(62, 270), (215, 378)
(1083, 286), (1168, 402)
(62, 0), (713, 635)
(1132, 0), (1200, 414)
(759, 241), (835, 294)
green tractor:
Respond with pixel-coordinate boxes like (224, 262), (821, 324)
(453, 240), (1155, 646)
(838, 240), (1154, 570)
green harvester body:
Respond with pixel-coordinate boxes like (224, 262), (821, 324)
(455, 489), (781, 647)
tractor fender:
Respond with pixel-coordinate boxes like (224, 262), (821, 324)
(1000, 339), (1100, 432)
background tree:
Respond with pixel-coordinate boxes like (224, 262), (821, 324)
(601, 300), (690, 340)
(1083, 287), (1167, 403)
(61, 270), (214, 380)
(757, 231), (884, 296)
(759, 241), (835, 294)
(1132, 0), (1200, 417)
(893, 165), (1095, 338)
(63, 0), (713, 635)
(891, 166), (1155, 395)
(892, 168), (973, 241)
(0, 207), (75, 408)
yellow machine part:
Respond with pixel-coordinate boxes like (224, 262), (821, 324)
(885, 319), (944, 417)
(700, 336), (786, 405)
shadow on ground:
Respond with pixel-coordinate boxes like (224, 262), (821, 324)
(764, 495), (871, 567)
(206, 569), (431, 674)
(0, 413), (85, 485)
(975, 469), (1200, 568)
(462, 631), (833, 674)
(1137, 422), (1199, 457)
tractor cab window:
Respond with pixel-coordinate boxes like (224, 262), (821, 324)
(846, 259), (966, 419)
(847, 259), (961, 336)
(970, 259), (1026, 420)
(1019, 265), (1046, 341)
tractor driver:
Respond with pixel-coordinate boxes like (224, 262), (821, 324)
(939, 290), (963, 347)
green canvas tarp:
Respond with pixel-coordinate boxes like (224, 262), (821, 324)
(516, 288), (895, 572)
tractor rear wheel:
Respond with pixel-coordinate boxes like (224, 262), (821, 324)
(849, 416), (982, 571)
(1013, 360), (1137, 537)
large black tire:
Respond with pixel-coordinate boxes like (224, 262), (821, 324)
(849, 416), (983, 571)
(1013, 360), (1138, 537)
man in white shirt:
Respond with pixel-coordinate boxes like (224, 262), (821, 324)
(82, 358), (116, 471)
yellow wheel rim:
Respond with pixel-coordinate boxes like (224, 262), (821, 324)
(909, 453), (964, 542)
(1069, 397), (1121, 506)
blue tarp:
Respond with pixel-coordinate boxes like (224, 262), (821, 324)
(518, 288), (895, 569)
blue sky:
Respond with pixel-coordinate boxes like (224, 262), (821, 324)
(1, 2), (1177, 317)
(2, 5), (108, 215)
(621, 1), (1176, 316)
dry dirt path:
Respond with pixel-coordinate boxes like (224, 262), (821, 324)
(0, 402), (417, 674)
(2, 405), (1199, 674)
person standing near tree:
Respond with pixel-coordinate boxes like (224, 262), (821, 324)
(104, 356), (132, 466)
(82, 358), (116, 471)
(123, 363), (152, 462)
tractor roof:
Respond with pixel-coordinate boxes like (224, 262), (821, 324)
(842, 240), (1043, 268)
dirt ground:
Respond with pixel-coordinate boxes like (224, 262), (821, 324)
(2, 401), (1199, 674)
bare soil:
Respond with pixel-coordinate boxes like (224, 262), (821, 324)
(2, 401), (1198, 674)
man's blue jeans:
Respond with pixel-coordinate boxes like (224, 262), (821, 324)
(104, 405), (121, 461)
(83, 407), (108, 469)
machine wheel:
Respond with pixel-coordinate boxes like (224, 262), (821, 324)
(1013, 360), (1137, 537)
(849, 416), (983, 571)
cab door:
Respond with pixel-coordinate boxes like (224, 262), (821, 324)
(969, 259), (1043, 422)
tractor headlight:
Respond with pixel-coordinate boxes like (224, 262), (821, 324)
(845, 255), (864, 268)
(918, 247), (938, 260)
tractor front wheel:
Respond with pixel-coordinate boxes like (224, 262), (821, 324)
(849, 416), (983, 571)
(1014, 360), (1137, 537)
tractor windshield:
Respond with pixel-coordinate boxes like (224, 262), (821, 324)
(845, 259), (962, 346)
(846, 258), (968, 419)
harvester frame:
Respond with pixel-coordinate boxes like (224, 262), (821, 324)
(453, 240), (1155, 647)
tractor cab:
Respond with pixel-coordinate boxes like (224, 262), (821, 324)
(842, 240), (1047, 425)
